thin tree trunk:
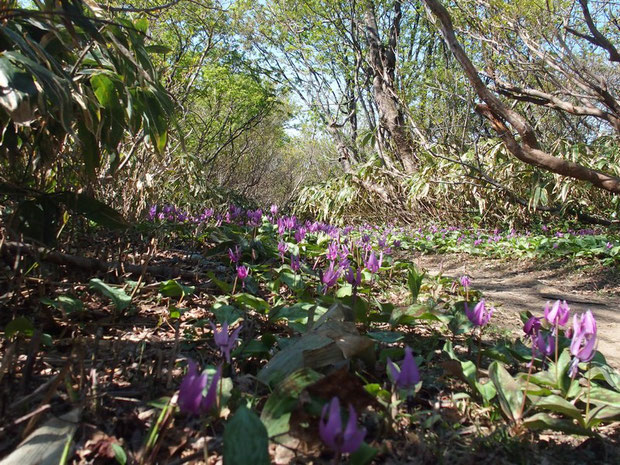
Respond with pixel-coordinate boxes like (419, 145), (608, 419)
(364, 1), (417, 174)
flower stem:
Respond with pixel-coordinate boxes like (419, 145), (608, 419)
(518, 350), (535, 422)
(585, 362), (592, 420)
(476, 329), (483, 372)
(554, 321), (559, 381)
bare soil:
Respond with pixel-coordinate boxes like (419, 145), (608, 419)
(414, 253), (620, 370)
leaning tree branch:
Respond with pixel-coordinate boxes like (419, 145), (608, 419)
(576, 0), (620, 63)
(421, 0), (620, 195)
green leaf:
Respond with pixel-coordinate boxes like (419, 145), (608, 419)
(223, 406), (270, 465)
(5, 317), (34, 339)
(532, 394), (584, 426)
(111, 443), (127, 465)
(158, 279), (195, 298)
(213, 304), (244, 325)
(588, 385), (620, 408)
(234, 293), (270, 313)
(260, 369), (322, 437)
(53, 192), (130, 229)
(407, 265), (425, 303)
(89, 278), (131, 312)
(350, 442), (378, 465)
(523, 412), (593, 436)
(489, 361), (524, 422)
(41, 295), (84, 315)
(366, 331), (404, 344)
(146, 44), (173, 54)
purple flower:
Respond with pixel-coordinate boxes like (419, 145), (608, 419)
(606, 242), (613, 249)
(345, 267), (362, 287)
(534, 332), (555, 358)
(523, 316), (542, 337)
(210, 322), (243, 362)
(147, 205), (157, 221)
(319, 397), (366, 455)
(326, 242), (339, 261)
(278, 241), (288, 261)
(465, 300), (494, 326)
(569, 310), (597, 376)
(270, 204), (278, 216)
(387, 346), (420, 390)
(322, 262), (341, 293)
(544, 300), (570, 327)
(236, 265), (249, 281)
(459, 275), (471, 289)
(229, 246), (241, 264)
(291, 255), (301, 272)
(294, 227), (307, 243)
(364, 251), (382, 274)
(178, 360), (221, 415)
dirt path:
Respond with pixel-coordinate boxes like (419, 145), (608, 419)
(413, 254), (620, 370)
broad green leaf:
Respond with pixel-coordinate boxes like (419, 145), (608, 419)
(588, 385), (620, 408)
(111, 443), (127, 465)
(407, 265), (425, 303)
(234, 293), (270, 313)
(213, 305), (244, 325)
(532, 394), (584, 426)
(523, 412), (593, 436)
(89, 278), (131, 312)
(350, 442), (378, 465)
(5, 317), (34, 339)
(489, 361), (524, 422)
(158, 279), (195, 298)
(366, 331), (404, 343)
(260, 369), (322, 437)
(223, 406), (269, 465)
(41, 295), (83, 315)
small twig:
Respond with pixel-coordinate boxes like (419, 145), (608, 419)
(166, 321), (181, 389)
(20, 330), (42, 391)
(22, 358), (72, 438)
(0, 341), (17, 385)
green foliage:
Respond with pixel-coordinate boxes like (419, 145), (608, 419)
(223, 406), (270, 465)
(89, 278), (132, 312)
(0, 0), (173, 191)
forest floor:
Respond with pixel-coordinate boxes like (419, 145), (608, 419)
(414, 253), (620, 370)
(1, 232), (620, 465)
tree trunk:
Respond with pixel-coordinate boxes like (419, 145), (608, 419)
(364, 1), (417, 174)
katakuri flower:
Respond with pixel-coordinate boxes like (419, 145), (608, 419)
(345, 266), (362, 287)
(364, 251), (382, 274)
(291, 254), (301, 272)
(278, 240), (288, 261)
(544, 300), (570, 327)
(569, 310), (597, 377)
(459, 275), (471, 289)
(210, 322), (242, 362)
(228, 245), (241, 264)
(319, 397), (366, 455)
(387, 346), (420, 390)
(534, 332), (555, 358)
(523, 316), (542, 337)
(465, 300), (494, 327)
(178, 360), (221, 415)
(236, 265), (248, 281)
(322, 262), (341, 293)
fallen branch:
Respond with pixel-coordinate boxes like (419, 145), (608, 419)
(1, 241), (212, 283)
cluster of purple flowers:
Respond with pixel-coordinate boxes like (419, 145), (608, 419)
(523, 300), (598, 376)
(178, 322), (242, 415)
